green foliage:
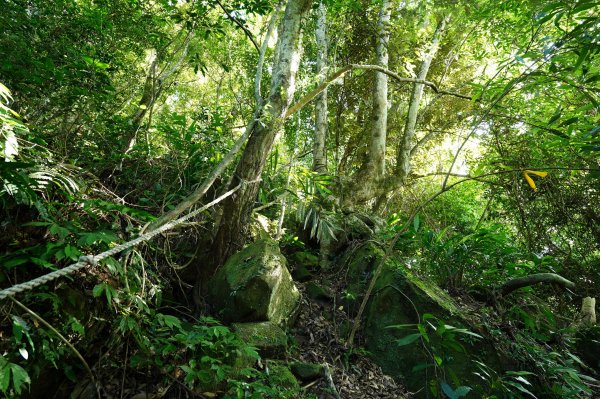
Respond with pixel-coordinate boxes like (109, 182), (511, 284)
(390, 218), (528, 289)
(473, 361), (539, 399)
(0, 356), (31, 397)
(387, 313), (482, 398)
(0, 0), (598, 396)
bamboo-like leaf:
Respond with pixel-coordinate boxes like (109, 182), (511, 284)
(523, 171), (537, 191)
(396, 333), (421, 346)
(525, 170), (548, 178)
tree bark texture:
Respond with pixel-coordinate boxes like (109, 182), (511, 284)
(368, 0), (391, 178)
(211, 0), (312, 269)
(338, 0), (391, 208)
(396, 16), (447, 180)
(312, 1), (328, 174)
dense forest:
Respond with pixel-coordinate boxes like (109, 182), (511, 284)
(1, 0), (599, 397)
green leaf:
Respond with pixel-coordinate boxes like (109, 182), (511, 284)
(12, 316), (27, 342)
(454, 386), (472, 397)
(162, 315), (181, 329)
(2, 258), (29, 269)
(18, 348), (28, 360)
(8, 363), (30, 395)
(0, 361), (10, 394)
(92, 283), (105, 298)
(441, 382), (458, 399)
(504, 380), (538, 398)
(413, 214), (421, 232)
(396, 333), (421, 346)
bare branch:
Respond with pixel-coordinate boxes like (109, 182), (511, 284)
(497, 273), (575, 297)
(286, 64), (472, 118)
(215, 0), (260, 54)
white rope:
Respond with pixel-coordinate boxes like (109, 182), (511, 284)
(0, 181), (252, 300)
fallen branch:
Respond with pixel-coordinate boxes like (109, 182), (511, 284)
(497, 273), (575, 297)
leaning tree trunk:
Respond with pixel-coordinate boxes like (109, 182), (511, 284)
(312, 0), (328, 174)
(210, 0), (312, 271)
(123, 34), (192, 154)
(396, 16), (447, 180)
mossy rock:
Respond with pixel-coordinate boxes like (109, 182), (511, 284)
(233, 321), (288, 359)
(575, 326), (600, 371)
(209, 239), (300, 326)
(342, 243), (508, 396)
(290, 362), (323, 381)
(305, 282), (334, 302)
(267, 365), (299, 389)
(338, 242), (385, 315)
(292, 251), (319, 268)
(292, 265), (313, 282)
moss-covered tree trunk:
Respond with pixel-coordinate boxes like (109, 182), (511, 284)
(208, 0), (312, 275)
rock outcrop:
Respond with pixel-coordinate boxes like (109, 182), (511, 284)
(209, 239), (300, 326)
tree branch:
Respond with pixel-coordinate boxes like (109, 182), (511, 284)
(215, 0), (260, 54)
(497, 273), (575, 297)
(286, 64), (472, 118)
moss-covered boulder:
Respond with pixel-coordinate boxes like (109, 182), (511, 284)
(575, 326), (600, 371)
(343, 243), (509, 396)
(233, 321), (288, 358)
(305, 282), (334, 302)
(290, 362), (323, 381)
(267, 364), (299, 389)
(292, 251), (319, 268)
(209, 239), (300, 326)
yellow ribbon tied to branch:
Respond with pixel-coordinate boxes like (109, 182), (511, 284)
(523, 170), (548, 191)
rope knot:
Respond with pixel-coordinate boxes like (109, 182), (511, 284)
(78, 255), (98, 267)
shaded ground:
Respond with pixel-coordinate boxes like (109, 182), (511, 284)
(292, 285), (409, 399)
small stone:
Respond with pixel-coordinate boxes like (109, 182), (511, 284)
(306, 282), (334, 302)
(292, 266), (313, 282)
(233, 321), (288, 358)
(290, 362), (324, 381)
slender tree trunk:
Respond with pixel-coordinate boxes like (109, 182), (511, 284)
(312, 0), (328, 174)
(396, 17), (447, 180)
(148, 6), (283, 231)
(211, 0), (312, 269)
(124, 34), (191, 154)
(368, 0), (391, 178)
(338, 0), (391, 208)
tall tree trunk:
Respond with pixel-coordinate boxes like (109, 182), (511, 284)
(339, 0), (391, 208)
(312, 0), (328, 174)
(368, 0), (391, 178)
(210, 0), (312, 269)
(396, 16), (447, 180)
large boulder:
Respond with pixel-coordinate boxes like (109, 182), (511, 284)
(209, 239), (300, 326)
(342, 242), (511, 396)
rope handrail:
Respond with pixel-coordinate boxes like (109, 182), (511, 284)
(0, 181), (251, 300)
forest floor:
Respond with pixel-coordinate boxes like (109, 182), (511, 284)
(67, 277), (410, 399)
(292, 280), (409, 398)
